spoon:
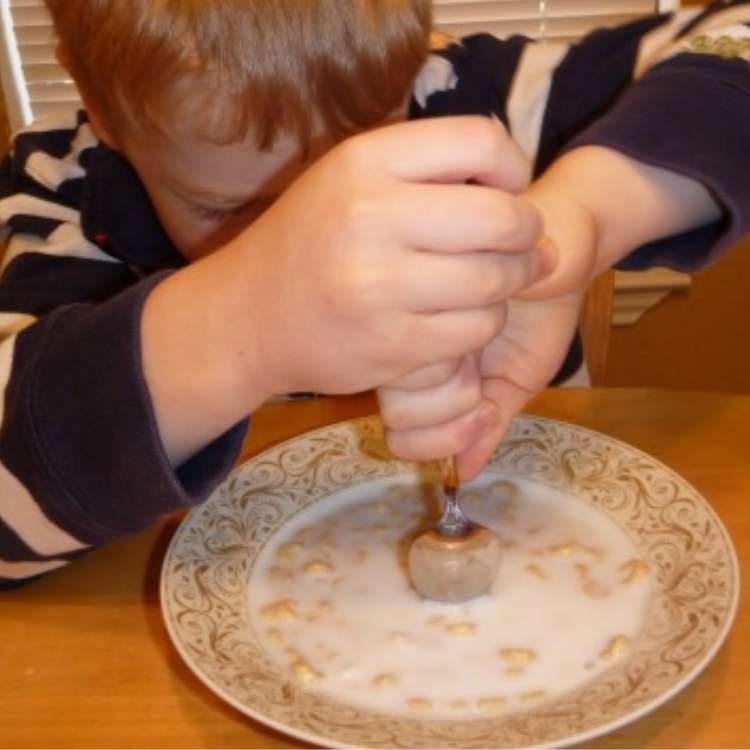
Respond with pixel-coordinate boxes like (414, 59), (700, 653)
(408, 456), (502, 602)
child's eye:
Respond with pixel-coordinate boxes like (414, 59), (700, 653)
(186, 196), (275, 222)
(189, 203), (244, 221)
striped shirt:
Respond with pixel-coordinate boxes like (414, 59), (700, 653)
(2, 1), (749, 586)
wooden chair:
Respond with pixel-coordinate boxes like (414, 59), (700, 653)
(580, 270), (615, 386)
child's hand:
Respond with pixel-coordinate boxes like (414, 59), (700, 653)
(377, 167), (601, 478)
(143, 116), (551, 465)
(378, 142), (724, 480)
(378, 291), (583, 477)
(236, 116), (551, 397)
(377, 350), (486, 454)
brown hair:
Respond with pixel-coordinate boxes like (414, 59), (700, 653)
(45, 0), (432, 149)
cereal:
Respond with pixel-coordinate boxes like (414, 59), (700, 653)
(251, 478), (651, 719)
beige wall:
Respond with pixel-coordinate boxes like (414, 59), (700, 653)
(606, 238), (750, 392)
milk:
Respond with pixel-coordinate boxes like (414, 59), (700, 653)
(248, 476), (651, 718)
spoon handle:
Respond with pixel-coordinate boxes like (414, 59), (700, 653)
(438, 456), (470, 537)
(442, 455), (458, 495)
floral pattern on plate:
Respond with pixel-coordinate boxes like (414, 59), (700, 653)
(161, 415), (739, 748)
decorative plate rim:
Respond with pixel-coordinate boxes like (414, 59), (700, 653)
(160, 414), (741, 749)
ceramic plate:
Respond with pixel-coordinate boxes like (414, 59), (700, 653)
(161, 415), (739, 748)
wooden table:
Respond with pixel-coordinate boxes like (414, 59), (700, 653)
(2, 388), (748, 748)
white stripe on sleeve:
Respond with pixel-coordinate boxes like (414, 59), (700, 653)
(637, 5), (750, 75)
(0, 193), (80, 225)
(3, 224), (118, 266)
(507, 41), (570, 165)
(0, 460), (88, 556)
(0, 312), (36, 339)
(0, 335), (87, 556)
(69, 122), (98, 161)
(413, 53), (459, 108)
(634, 8), (703, 77)
(25, 151), (85, 192)
(23, 121), (97, 192)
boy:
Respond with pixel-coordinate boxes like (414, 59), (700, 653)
(2, 0), (749, 584)
(0, 0), (550, 585)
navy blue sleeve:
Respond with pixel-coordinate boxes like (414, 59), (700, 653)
(0, 113), (248, 585)
(3, 271), (247, 546)
(570, 51), (750, 271)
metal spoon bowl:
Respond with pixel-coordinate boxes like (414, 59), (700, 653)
(408, 457), (501, 603)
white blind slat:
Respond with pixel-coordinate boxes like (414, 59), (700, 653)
(435, 0), (656, 22)
(22, 62), (70, 84)
(17, 44), (56, 64)
(434, 0), (664, 38)
(26, 80), (77, 101)
(1, 0), (671, 129)
(2, 0), (80, 129)
(13, 25), (55, 47)
(437, 14), (654, 40)
(10, 5), (51, 25)
(32, 100), (78, 118)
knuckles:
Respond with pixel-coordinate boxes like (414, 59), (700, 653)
(331, 131), (381, 178)
(384, 411), (480, 462)
(379, 398), (417, 433)
(470, 304), (508, 350)
(391, 359), (463, 390)
(487, 193), (542, 247)
(468, 116), (532, 191)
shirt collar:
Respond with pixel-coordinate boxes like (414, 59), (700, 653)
(80, 142), (186, 271)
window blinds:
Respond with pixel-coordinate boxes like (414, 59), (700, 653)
(1, 0), (76, 130)
(0, 0), (677, 131)
(433, 0), (677, 41)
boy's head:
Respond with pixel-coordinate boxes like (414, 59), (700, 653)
(45, 0), (432, 257)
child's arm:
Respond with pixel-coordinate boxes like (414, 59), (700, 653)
(522, 146), (721, 299)
(0, 114), (249, 585)
(0, 115), (547, 584)
(141, 117), (551, 465)
(381, 148), (720, 476)
(381, 3), (750, 477)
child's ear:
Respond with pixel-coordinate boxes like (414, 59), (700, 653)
(55, 42), (120, 150)
(80, 101), (120, 151)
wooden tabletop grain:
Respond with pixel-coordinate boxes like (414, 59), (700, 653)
(2, 388), (748, 749)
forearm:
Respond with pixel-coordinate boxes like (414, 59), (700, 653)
(141, 240), (274, 467)
(523, 145), (721, 295)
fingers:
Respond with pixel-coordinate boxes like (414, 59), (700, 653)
(380, 354), (500, 464)
(453, 417), (514, 481)
(391, 182), (544, 255)
(454, 383), (533, 480)
(398, 243), (553, 312)
(379, 354), (480, 431)
(384, 382), (533, 481)
(349, 116), (532, 192)
(384, 399), (501, 462)
(407, 305), (508, 363)
(517, 239), (594, 301)
(386, 359), (463, 390)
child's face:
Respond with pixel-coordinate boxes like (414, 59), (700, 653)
(120, 129), (334, 261)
